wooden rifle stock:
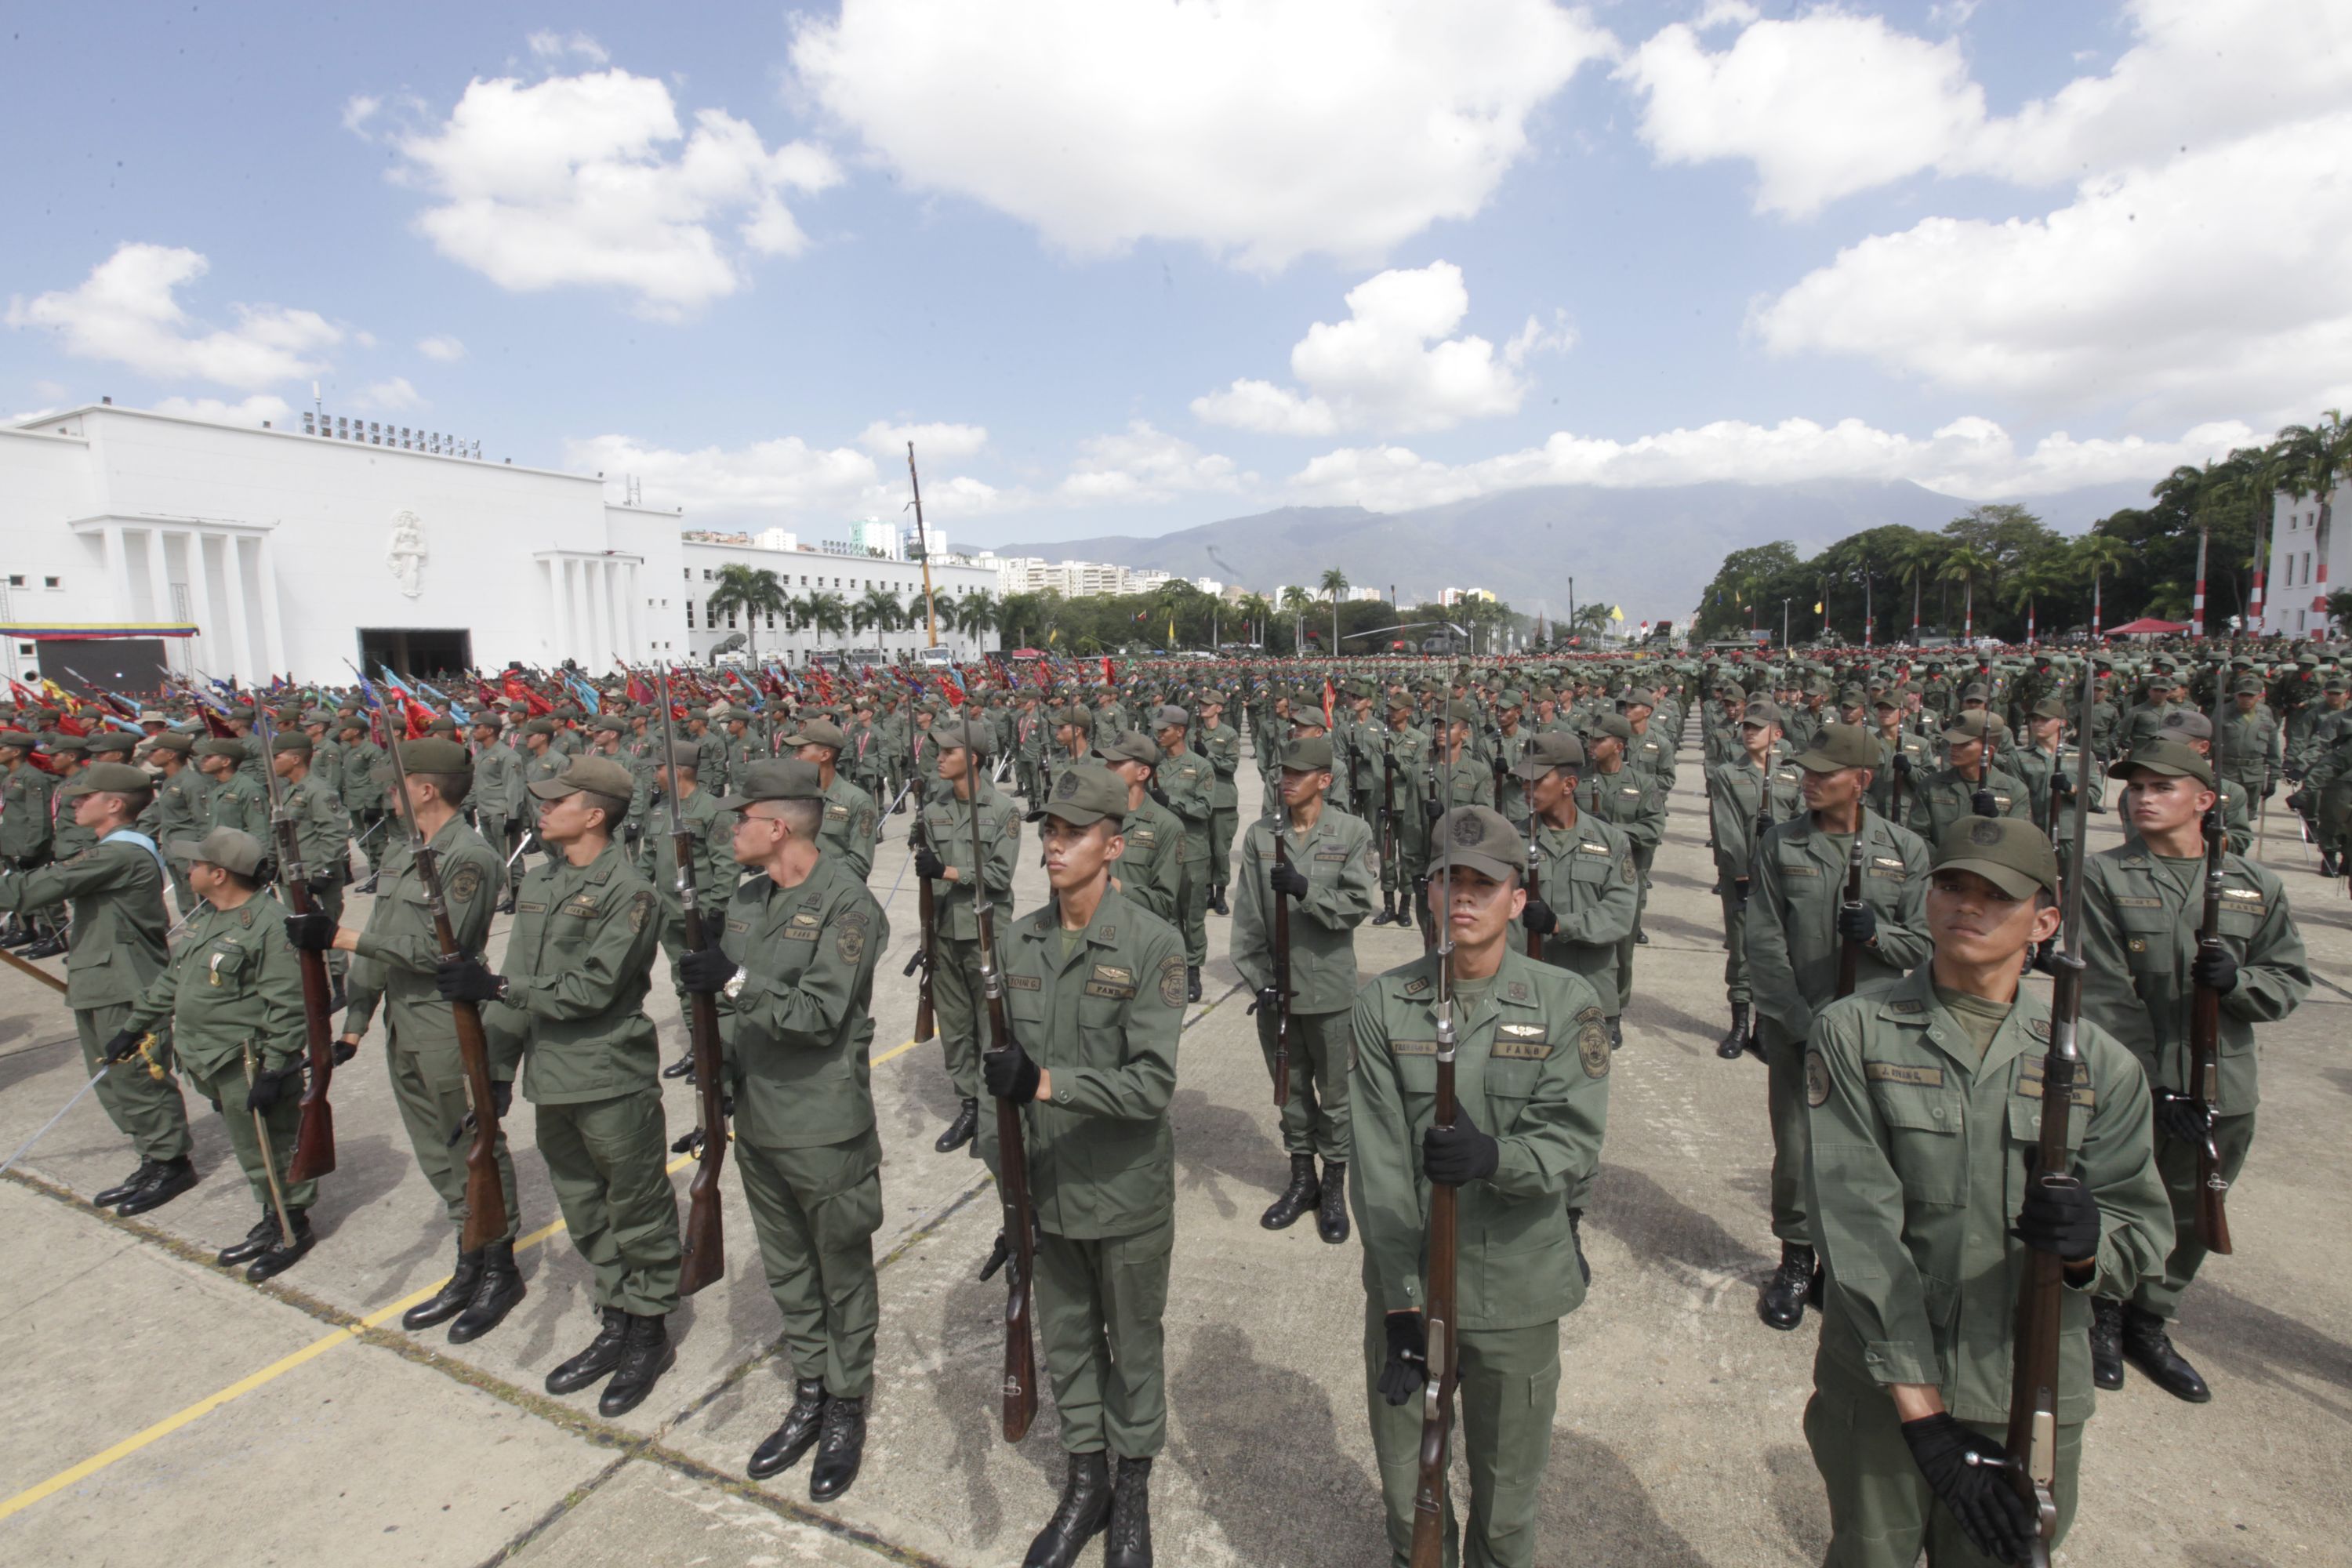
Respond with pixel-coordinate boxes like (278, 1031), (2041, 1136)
(1835, 828), (1864, 1000)
(2190, 804), (2234, 1255)
(256, 710), (339, 1183)
(1410, 746), (1460, 1568)
(908, 811), (938, 1043)
(971, 789), (1038, 1442)
(1270, 824), (1294, 1106)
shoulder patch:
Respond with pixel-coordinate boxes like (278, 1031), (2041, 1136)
(628, 888), (655, 933)
(1158, 953), (1186, 1008)
(1805, 1051), (1831, 1105)
(835, 908), (869, 964)
(1577, 1018), (1611, 1078)
(447, 860), (485, 906)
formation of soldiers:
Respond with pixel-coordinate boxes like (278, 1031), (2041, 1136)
(0, 633), (2330, 1567)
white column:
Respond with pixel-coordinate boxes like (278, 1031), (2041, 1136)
(220, 535), (256, 684)
(142, 528), (171, 622)
(186, 532), (220, 680)
(622, 562), (641, 658)
(100, 524), (134, 619)
(590, 559), (612, 666)
(253, 532), (287, 679)
(537, 557), (559, 664)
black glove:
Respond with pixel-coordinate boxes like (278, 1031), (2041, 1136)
(677, 945), (739, 996)
(307, 875), (338, 898)
(1423, 797), (1443, 822)
(1733, 875), (1751, 906)
(913, 846), (948, 881)
(1377, 1311), (1428, 1406)
(1149, 786), (1172, 809)
(1892, 753), (1912, 778)
(2152, 1087), (2213, 1144)
(2053, 774), (2075, 800)
(1520, 897), (1558, 936)
(1835, 902), (1878, 945)
(1971, 788), (1998, 818)
(2263, 782), (2277, 800)
(488, 1078), (514, 1119)
(103, 1029), (143, 1065)
(1269, 862), (1309, 899)
(434, 955), (506, 1004)
(2011, 1170), (2100, 1262)
(244, 1062), (300, 1113)
(1421, 1105), (1501, 1186)
(2190, 940), (2238, 996)
(983, 1040), (1042, 1105)
(1248, 986), (1283, 1016)
(2288, 789), (2312, 814)
(1900, 1413), (2034, 1563)
(283, 911), (338, 951)
(332, 1036), (361, 1065)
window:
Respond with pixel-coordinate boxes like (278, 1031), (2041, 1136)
(686, 600), (696, 628)
(5, 574), (22, 587)
(683, 568), (691, 579)
(42, 576), (60, 589)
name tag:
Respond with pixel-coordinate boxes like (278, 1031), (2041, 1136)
(1576, 842), (1610, 856)
(1006, 975), (1041, 992)
(561, 895), (600, 917)
(1782, 865), (1821, 877)
(1392, 1039), (1438, 1057)
(2016, 1059), (2096, 1107)
(2113, 895), (2163, 909)
(1314, 847), (1348, 861)
(516, 900), (546, 914)
(1864, 1062), (1944, 1087)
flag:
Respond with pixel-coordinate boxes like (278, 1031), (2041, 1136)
(1323, 678), (1335, 728)
(1813, 601), (1824, 614)
(502, 673), (554, 717)
(1609, 606), (1624, 622)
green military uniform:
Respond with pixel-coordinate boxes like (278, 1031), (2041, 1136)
(1905, 758), (2030, 846)
(472, 732), (521, 885)
(920, 738), (1022, 1118)
(638, 753), (737, 1032)
(1572, 749), (1661, 1017)
(1152, 710), (1215, 982)
(1706, 729), (1804, 1032)
(1376, 713), (1431, 919)
(1199, 713), (1242, 906)
(1517, 733), (1640, 1044)
(1100, 731), (1184, 924)
(2217, 684), (2279, 800)
(816, 771), (878, 882)
(1, 738), (62, 949)
(146, 742), (213, 912)
(201, 739), (270, 837)
(273, 736), (354, 991)
(338, 727), (388, 873)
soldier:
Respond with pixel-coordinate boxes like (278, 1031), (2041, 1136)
(986, 762), (1184, 1567)
(2217, 673), (2280, 805)
(1906, 712), (2029, 845)
(1099, 731), (1183, 923)
(1230, 734), (1377, 1242)
(913, 718), (1021, 1154)
(269, 731), (354, 1003)
(1573, 713), (1661, 1040)
(2012, 695), (2105, 880)
(1352, 805), (1610, 1568)
(197, 736), (269, 837)
(1707, 702), (1804, 1058)
(470, 715), (520, 894)
(641, 746), (738, 1082)
(0, 727), (60, 951)
(2154, 710), (2254, 854)
(142, 731), (211, 914)
(1805, 817), (2171, 1567)
(337, 716), (388, 886)
(1151, 704), (1214, 1002)
(1489, 688), (1532, 833)
(129, 826), (321, 1279)
(1744, 723), (1932, 1331)
(433, 756), (682, 1417)
(675, 760), (885, 1501)
(2076, 739), (2309, 1403)
(782, 717), (878, 881)
(1197, 695), (1242, 914)
(1, 761), (194, 1214)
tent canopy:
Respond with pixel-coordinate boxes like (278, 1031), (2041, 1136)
(2106, 616), (2190, 635)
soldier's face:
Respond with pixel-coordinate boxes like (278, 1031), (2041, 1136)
(1740, 721), (1777, 755)
(1799, 766), (1866, 814)
(938, 745), (967, 782)
(2235, 693), (2258, 712)
(1948, 738), (1984, 771)
(1427, 866), (1523, 947)
(1040, 817), (1120, 891)
(1279, 767), (1329, 808)
(1927, 870), (2057, 964)
(1526, 768), (1573, 813)
(537, 790), (600, 845)
(2124, 771), (2212, 837)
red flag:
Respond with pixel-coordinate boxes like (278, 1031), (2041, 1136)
(1323, 678), (1335, 728)
(403, 695), (436, 739)
(1100, 655), (1115, 685)
(501, 673), (554, 716)
(23, 749), (63, 775)
(626, 669), (655, 706)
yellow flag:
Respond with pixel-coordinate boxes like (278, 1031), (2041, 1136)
(1609, 605), (1624, 622)
(1048, 626), (1059, 644)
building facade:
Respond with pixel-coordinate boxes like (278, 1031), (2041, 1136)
(2264, 481), (2350, 637)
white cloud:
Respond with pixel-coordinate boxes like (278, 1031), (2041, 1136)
(342, 94), (382, 136)
(5, 243), (342, 390)
(790, 0), (1616, 270)
(528, 31), (609, 67)
(387, 68), (841, 318)
(416, 333), (466, 361)
(1193, 262), (1556, 437)
(151, 394), (296, 426)
(1058, 421), (1251, 506)
(856, 419), (988, 460)
(355, 376), (426, 413)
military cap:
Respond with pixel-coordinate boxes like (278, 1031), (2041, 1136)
(80, 761), (153, 794)
(1740, 700), (1784, 728)
(521, 717), (557, 737)
(715, 758), (824, 811)
(1496, 688), (1526, 709)
(1098, 731), (1163, 768)
(171, 825), (270, 877)
(2325, 677), (2348, 694)
(194, 736), (248, 760)
(2030, 697), (2068, 722)
(1281, 735), (1335, 771)
(1445, 699), (1483, 725)
(1933, 816), (2061, 901)
(1429, 806), (1525, 884)
(336, 714), (370, 735)
(1621, 687), (1657, 710)
(527, 756), (636, 802)
(0, 729), (31, 750)
(270, 732), (314, 757)
(383, 737), (471, 776)
(1583, 712), (1635, 744)
(659, 745), (702, 771)
(1942, 711), (2000, 741)
(718, 705), (752, 723)
(1385, 689), (1415, 713)
(1791, 723), (1879, 772)
(1150, 704), (1190, 730)
(783, 717), (846, 752)
(2110, 739), (2214, 788)
(931, 717), (991, 756)
(1512, 731), (1585, 777)
(226, 704), (256, 721)
(469, 711), (503, 731)
(1033, 763), (1127, 827)
(1054, 703), (1093, 728)
(590, 716), (626, 735)
(85, 731), (136, 755)
(2158, 709), (2212, 740)
(1958, 683), (1991, 702)
(1289, 706), (1330, 733)
(2230, 675), (2263, 695)
(425, 717), (459, 736)
(148, 731), (194, 755)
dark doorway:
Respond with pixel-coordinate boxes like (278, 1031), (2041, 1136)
(358, 628), (474, 680)
(39, 638), (176, 702)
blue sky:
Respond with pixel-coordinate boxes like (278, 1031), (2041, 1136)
(5, 1), (2345, 552)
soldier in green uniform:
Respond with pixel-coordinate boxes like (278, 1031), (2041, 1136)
(2075, 739), (2308, 1402)
(1099, 731), (1183, 923)
(336, 717), (387, 886)
(1573, 713), (1660, 1041)
(434, 755), (682, 1417)
(2153, 710), (2254, 853)
(1707, 702), (1804, 1057)
(1197, 695), (1241, 914)
(142, 731), (211, 914)
(913, 718), (1021, 1155)
(270, 731), (353, 1001)
(641, 746), (738, 1081)
(1803, 817), (2172, 1568)
(987, 763), (1185, 1568)
(1906, 712), (2029, 846)
(1352, 804), (1610, 1568)
(673, 759), (885, 1501)
(132, 826), (320, 1279)
(1151, 704), (1214, 1002)
(197, 736), (269, 837)
(782, 717), (878, 881)
(0, 728), (60, 951)
(470, 715), (520, 895)
(298, 738), (524, 1341)
(1515, 729), (1639, 1078)
(1230, 734), (1377, 1243)
(3, 761), (194, 1214)
(1745, 724), (1933, 1331)
(2011, 695), (2105, 879)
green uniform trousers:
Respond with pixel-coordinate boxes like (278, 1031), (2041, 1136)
(478, 815), (511, 894)
(536, 1087), (681, 1317)
(1630, 841), (1656, 939)
(1208, 805), (1239, 895)
(1257, 1007), (1352, 1162)
(737, 1127), (884, 1398)
(1035, 1214), (1174, 1459)
(77, 1002), (191, 1163)
(1764, 1022), (1813, 1247)
(930, 932), (987, 1102)
(2136, 1110), (2256, 1319)
(313, 880), (348, 989)
(387, 1040), (521, 1243)
(1719, 884), (1752, 1006)
(1806, 1366), (2079, 1567)
(1362, 1307), (1560, 1568)
(1176, 857), (1209, 966)
(187, 1053), (318, 1214)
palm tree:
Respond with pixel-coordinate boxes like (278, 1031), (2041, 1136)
(803, 591), (850, 652)
(2275, 411), (2351, 630)
(852, 585), (904, 644)
(2071, 532), (2130, 637)
(954, 588), (999, 649)
(2001, 555), (2068, 646)
(705, 565), (789, 662)
(1279, 585), (1313, 655)
(903, 589), (941, 646)
(1235, 592), (1273, 648)
(1896, 534), (1945, 641)
(1939, 546), (1994, 642)
(1319, 567), (1349, 655)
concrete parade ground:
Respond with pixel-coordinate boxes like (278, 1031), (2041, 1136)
(2, 720), (2347, 1567)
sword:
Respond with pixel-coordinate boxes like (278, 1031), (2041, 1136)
(244, 1040), (297, 1249)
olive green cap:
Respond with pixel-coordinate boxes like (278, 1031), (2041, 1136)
(425, 716), (458, 736)
(85, 731), (135, 755)
(1032, 763), (1127, 827)
(1583, 712), (1634, 744)
(1942, 710), (1999, 741)
(270, 732), (313, 757)
(1429, 805), (1525, 884)
(1622, 688), (1657, 710)
(2158, 710), (2211, 740)
(783, 717), (846, 752)
(527, 756), (636, 802)
(1445, 699), (1482, 725)
(194, 737), (247, 760)
(171, 825), (270, 877)
(659, 745), (702, 771)
(2030, 697), (2068, 721)
(80, 761), (153, 794)
(1288, 706), (1329, 733)
(715, 758), (823, 811)
(2110, 739), (2214, 788)
(1740, 700), (1783, 728)
(1932, 816), (2060, 900)
(1151, 704), (1190, 730)
(383, 738), (471, 776)
(521, 717), (557, 737)
(1097, 731), (1162, 768)
(1791, 723), (1879, 772)
(1281, 735), (1334, 771)
(1512, 731), (1584, 777)
(590, 716), (626, 735)
(931, 717), (990, 756)
(148, 731), (194, 755)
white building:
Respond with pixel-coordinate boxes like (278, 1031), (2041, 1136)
(0, 401), (996, 685)
(1441, 586), (1496, 606)
(2264, 482), (2349, 637)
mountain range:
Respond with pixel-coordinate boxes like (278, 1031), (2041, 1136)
(982, 477), (2152, 626)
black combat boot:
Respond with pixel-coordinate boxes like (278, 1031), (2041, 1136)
(1609, 1018), (1625, 1052)
(660, 1050), (696, 1080)
(1370, 894), (1395, 927)
(1316, 1160), (1350, 1245)
(403, 1247), (487, 1330)
(115, 1156), (197, 1216)
(1185, 966), (1202, 1004)
(1717, 1003), (1751, 1061)
(1023, 1450), (1112, 1568)
(245, 1209), (314, 1281)
(21, 933), (66, 959)
(1259, 1154), (1319, 1231)
(94, 1160), (157, 1208)
(546, 1305), (630, 1396)
(749, 1379), (829, 1479)
(1207, 886), (1229, 916)
(2090, 1297), (2125, 1390)
(1105, 1455), (1154, 1568)
(1757, 1243), (1816, 1330)
(598, 1312), (677, 1417)
(218, 1210), (283, 1268)
(808, 1394), (866, 1501)
(935, 1098), (978, 1152)
(2122, 1305), (2211, 1403)
(0, 915), (34, 948)
(2321, 851), (2340, 878)
(450, 1239), (525, 1343)
(1634, 925), (1649, 946)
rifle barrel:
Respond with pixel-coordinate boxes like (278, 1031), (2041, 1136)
(256, 708), (340, 1183)
(971, 775), (1038, 1442)
(659, 670), (728, 1296)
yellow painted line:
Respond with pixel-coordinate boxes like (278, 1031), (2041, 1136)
(872, 1036), (922, 1068)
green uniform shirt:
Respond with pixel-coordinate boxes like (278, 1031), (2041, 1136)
(0, 761), (56, 859)
(1153, 746), (1214, 859)
(1708, 753), (1804, 876)
(283, 769), (351, 883)
(720, 854), (887, 1149)
(207, 771), (270, 837)
(1745, 810), (1933, 1047)
(343, 815), (505, 1051)
(1525, 810), (1639, 985)
(815, 773), (879, 882)
(1229, 805), (1377, 1014)
(1114, 792), (1185, 924)
(637, 783), (736, 922)
(1574, 766), (1661, 852)
(126, 892), (304, 1076)
(1199, 722), (1241, 808)
(147, 764), (215, 856)
(339, 739), (387, 815)
(1904, 762), (2031, 846)
(472, 741), (520, 819)
(485, 840), (663, 1104)
(0, 829), (169, 1007)
(921, 781), (1021, 942)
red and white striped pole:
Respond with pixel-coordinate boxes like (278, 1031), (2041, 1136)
(2191, 525), (2209, 637)
(2249, 520), (2267, 633)
(2026, 598), (2035, 648)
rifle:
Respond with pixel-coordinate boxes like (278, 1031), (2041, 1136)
(1269, 810), (1294, 1105)
(1834, 821), (1864, 1000)
(253, 709), (340, 1183)
(1380, 745), (1401, 924)
(1417, 732), (1439, 954)
(1409, 729), (1461, 1568)
(906, 807), (938, 1042)
(658, 671), (728, 1297)
(1524, 829), (1544, 962)
(360, 670), (510, 1251)
(2190, 668), (2234, 1256)
(1999, 656), (2096, 1566)
(971, 778), (1040, 1441)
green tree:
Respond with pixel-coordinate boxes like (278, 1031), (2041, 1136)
(705, 565), (789, 662)
(2072, 532), (2131, 634)
(851, 585), (904, 643)
(953, 588), (999, 645)
(1233, 591), (1272, 648)
(1939, 546), (1995, 641)
(1319, 567), (1350, 655)
(1279, 585), (1313, 654)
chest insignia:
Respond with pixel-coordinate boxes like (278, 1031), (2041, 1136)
(1006, 974), (1040, 991)
(1506, 980), (1529, 1001)
(2016, 1058), (2096, 1107)
(563, 893), (601, 918)
(1402, 976), (1430, 997)
(1888, 997), (1925, 1014)
(1864, 1062), (1944, 1087)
